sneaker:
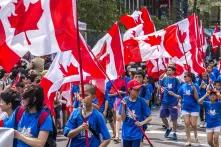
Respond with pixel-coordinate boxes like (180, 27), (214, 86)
(164, 128), (172, 138)
(199, 121), (205, 128)
(168, 132), (177, 140)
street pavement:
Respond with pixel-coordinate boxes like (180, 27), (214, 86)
(57, 106), (221, 147)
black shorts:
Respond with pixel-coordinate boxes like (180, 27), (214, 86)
(55, 105), (62, 119)
(106, 108), (113, 123)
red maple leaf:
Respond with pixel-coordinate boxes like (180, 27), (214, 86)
(8, 0), (43, 45)
(178, 30), (187, 43)
(96, 41), (110, 70)
(59, 63), (79, 77)
(132, 30), (137, 37)
(144, 35), (161, 46)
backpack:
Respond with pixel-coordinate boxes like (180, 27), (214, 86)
(15, 107), (57, 147)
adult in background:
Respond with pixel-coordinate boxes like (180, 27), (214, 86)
(178, 72), (200, 146)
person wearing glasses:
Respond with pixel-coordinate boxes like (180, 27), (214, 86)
(159, 66), (180, 140)
(178, 72), (200, 146)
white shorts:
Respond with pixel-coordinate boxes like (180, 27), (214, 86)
(181, 110), (199, 117)
(206, 126), (221, 133)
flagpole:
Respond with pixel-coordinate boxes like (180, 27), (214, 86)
(75, 1), (89, 147)
(87, 46), (153, 147)
(177, 25), (190, 71)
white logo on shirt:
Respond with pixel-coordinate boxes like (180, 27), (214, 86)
(185, 90), (191, 96)
(19, 127), (32, 137)
(127, 109), (136, 119)
(209, 109), (216, 116)
(167, 84), (172, 89)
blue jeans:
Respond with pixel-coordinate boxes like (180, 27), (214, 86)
(123, 139), (141, 147)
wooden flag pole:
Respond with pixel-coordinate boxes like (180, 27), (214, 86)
(87, 45), (154, 147)
(177, 24), (190, 71)
(75, 1), (89, 147)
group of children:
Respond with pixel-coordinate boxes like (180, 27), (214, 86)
(0, 59), (221, 147)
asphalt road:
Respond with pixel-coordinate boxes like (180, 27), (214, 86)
(57, 107), (221, 147)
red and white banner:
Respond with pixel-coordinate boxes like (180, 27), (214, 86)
(0, 0), (78, 71)
(124, 25), (183, 64)
(0, 128), (14, 147)
(120, 7), (155, 34)
(40, 50), (90, 112)
(92, 22), (125, 80)
(211, 24), (221, 50)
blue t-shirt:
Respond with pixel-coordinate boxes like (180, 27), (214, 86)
(138, 85), (151, 101)
(212, 67), (220, 79)
(160, 76), (180, 106)
(203, 101), (221, 128)
(178, 83), (200, 112)
(217, 74), (221, 83)
(146, 83), (154, 97)
(74, 98), (99, 109)
(64, 108), (110, 147)
(197, 78), (209, 98)
(209, 73), (216, 82)
(72, 85), (79, 94)
(105, 80), (117, 109)
(119, 96), (151, 140)
(5, 109), (53, 147)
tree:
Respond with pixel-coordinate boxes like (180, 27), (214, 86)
(77, 0), (120, 32)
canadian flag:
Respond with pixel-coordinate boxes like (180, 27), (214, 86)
(121, 7), (156, 41)
(92, 22), (125, 80)
(123, 25), (183, 64)
(120, 7), (155, 34)
(123, 24), (145, 41)
(211, 24), (220, 52)
(146, 58), (168, 81)
(199, 20), (208, 55)
(40, 50), (90, 112)
(0, 0), (78, 71)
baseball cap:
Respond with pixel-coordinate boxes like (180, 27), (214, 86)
(127, 80), (142, 90)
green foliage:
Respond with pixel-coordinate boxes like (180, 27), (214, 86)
(151, 16), (173, 30)
(78, 0), (120, 32)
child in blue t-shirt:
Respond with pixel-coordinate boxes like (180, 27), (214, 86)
(64, 84), (111, 147)
(0, 88), (21, 127)
(3, 85), (53, 147)
(119, 80), (151, 147)
(199, 89), (221, 147)
(159, 66), (180, 140)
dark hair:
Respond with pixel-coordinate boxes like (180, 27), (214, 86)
(214, 81), (221, 85)
(185, 72), (196, 82)
(0, 69), (5, 79)
(134, 71), (144, 78)
(15, 82), (25, 89)
(22, 85), (44, 111)
(167, 66), (176, 71)
(0, 88), (21, 110)
(26, 73), (38, 82)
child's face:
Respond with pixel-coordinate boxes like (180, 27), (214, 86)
(0, 99), (11, 112)
(81, 90), (94, 106)
(134, 74), (143, 83)
(209, 94), (217, 102)
(129, 88), (140, 98)
(214, 83), (221, 90)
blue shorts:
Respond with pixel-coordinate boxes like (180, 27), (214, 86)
(123, 139), (141, 147)
(160, 105), (178, 121)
